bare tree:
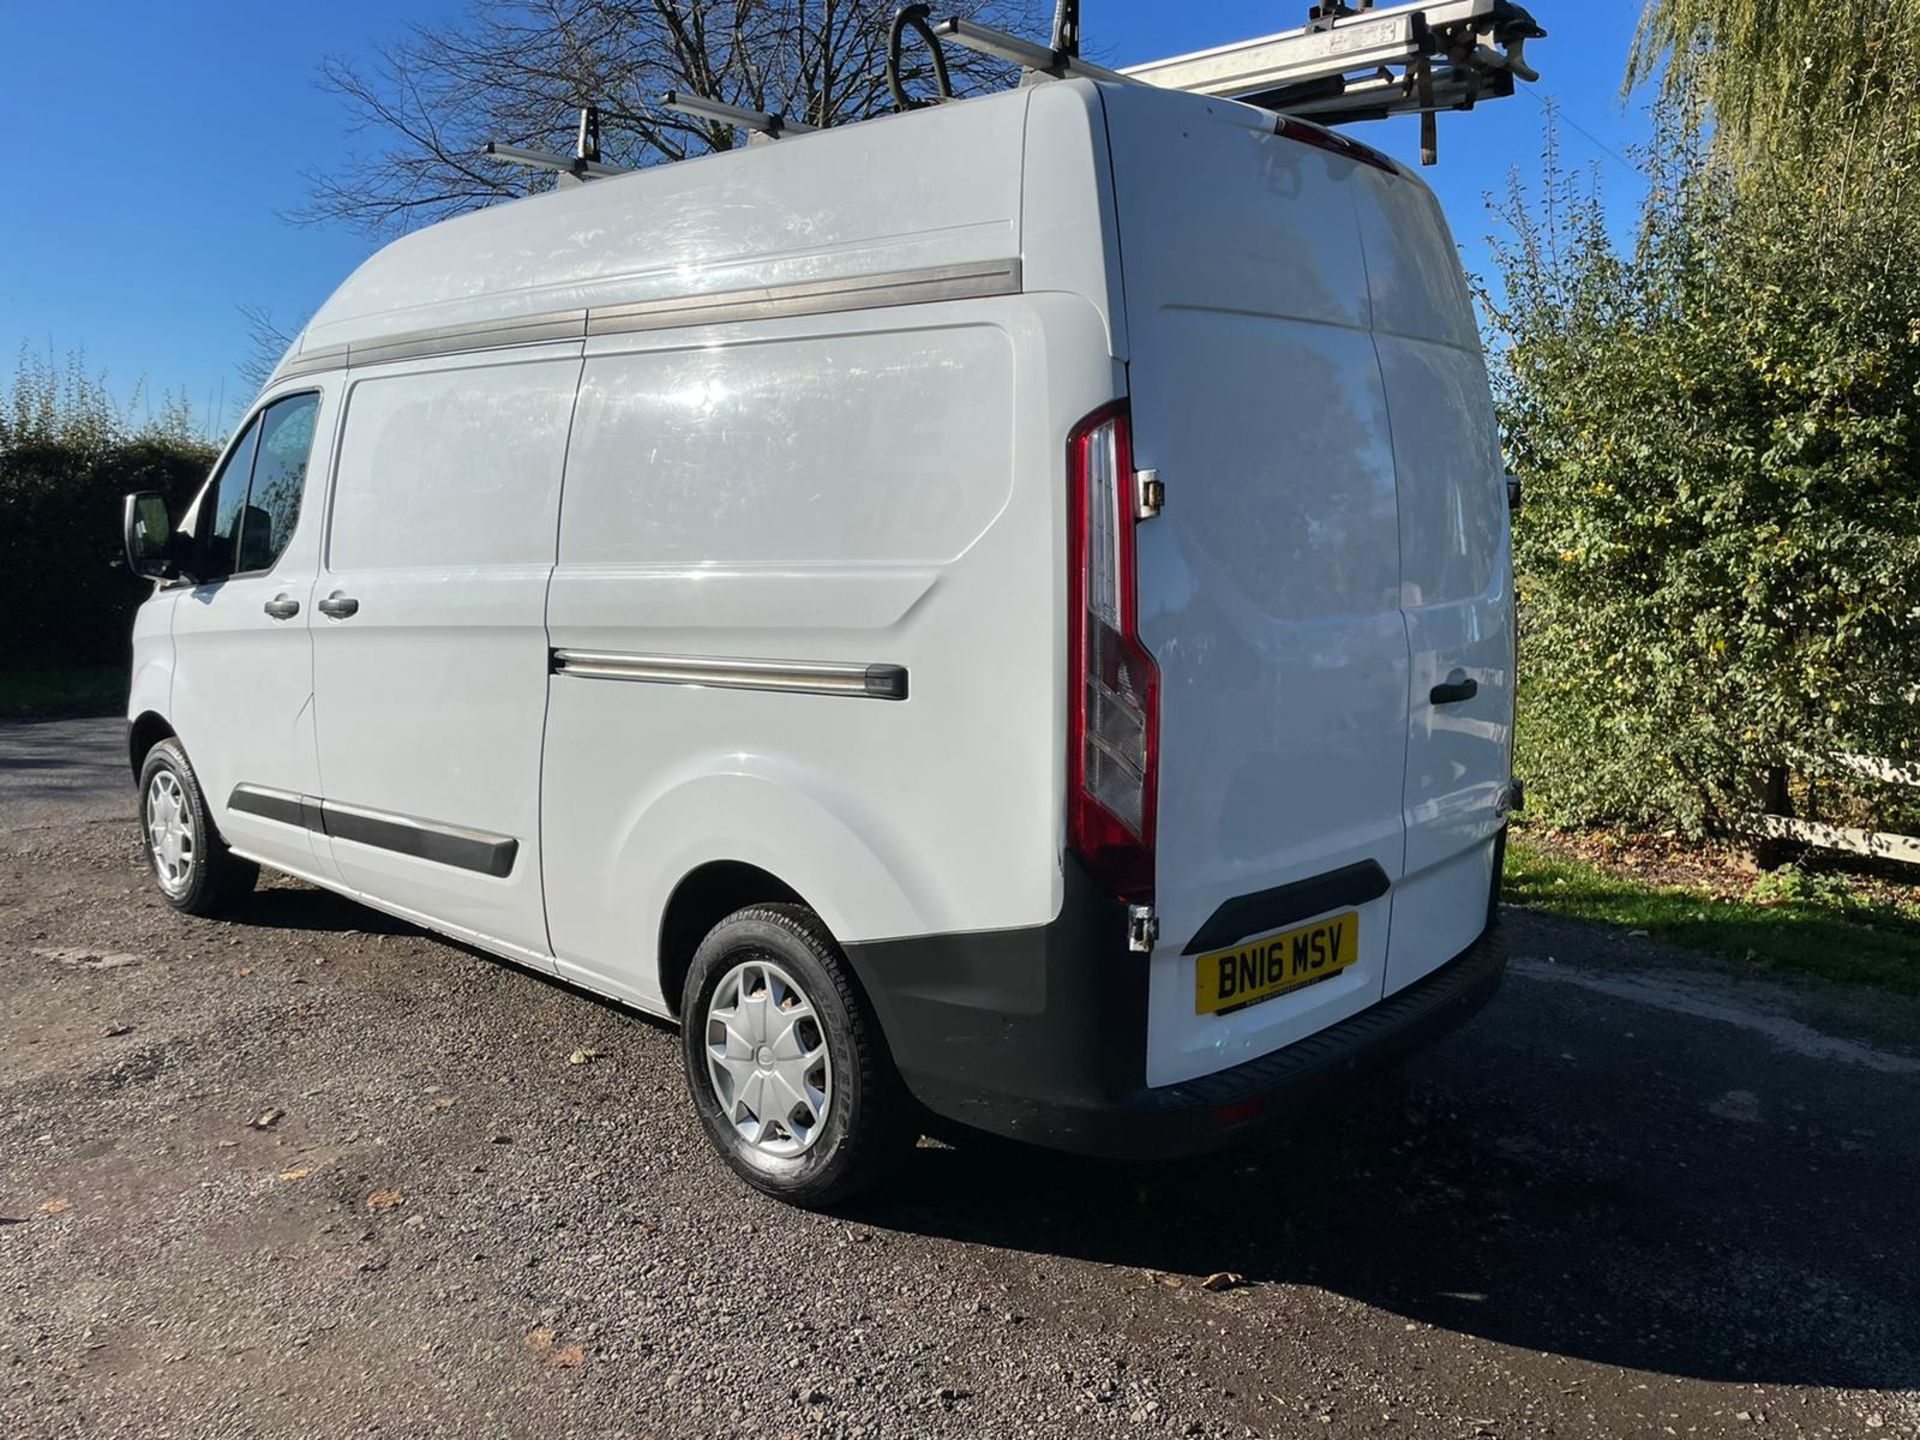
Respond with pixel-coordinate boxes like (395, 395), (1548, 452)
(236, 303), (300, 394)
(298, 0), (1051, 236)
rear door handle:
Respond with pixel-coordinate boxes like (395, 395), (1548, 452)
(1430, 669), (1479, 705)
(317, 592), (359, 620)
(263, 595), (301, 621)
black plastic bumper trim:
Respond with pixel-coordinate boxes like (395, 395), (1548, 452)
(1181, 859), (1392, 955)
(845, 857), (1506, 1160)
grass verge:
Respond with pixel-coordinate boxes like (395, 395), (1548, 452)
(0, 665), (127, 721)
(1505, 833), (1920, 996)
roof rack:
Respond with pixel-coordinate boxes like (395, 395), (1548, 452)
(486, 106), (633, 186)
(937, 0), (1547, 164)
(485, 2), (1546, 190)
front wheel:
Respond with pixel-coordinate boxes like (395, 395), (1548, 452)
(138, 738), (258, 917)
(681, 904), (912, 1207)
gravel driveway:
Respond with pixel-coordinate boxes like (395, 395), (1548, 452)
(4, 717), (1917, 1438)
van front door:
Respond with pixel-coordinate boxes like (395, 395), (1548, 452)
(308, 350), (582, 964)
(169, 389), (330, 881)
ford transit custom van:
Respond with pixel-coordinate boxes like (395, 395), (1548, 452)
(122, 76), (1513, 1205)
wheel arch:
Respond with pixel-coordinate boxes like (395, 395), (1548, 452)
(128, 711), (177, 780)
(657, 860), (810, 1020)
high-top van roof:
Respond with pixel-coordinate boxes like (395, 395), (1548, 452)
(274, 80), (1442, 385)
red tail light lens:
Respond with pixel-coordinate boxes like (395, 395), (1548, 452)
(1066, 401), (1159, 903)
(1274, 115), (1398, 176)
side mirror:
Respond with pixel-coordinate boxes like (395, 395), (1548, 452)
(123, 492), (186, 581)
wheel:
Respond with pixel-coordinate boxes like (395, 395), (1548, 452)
(138, 738), (258, 917)
(681, 904), (912, 1207)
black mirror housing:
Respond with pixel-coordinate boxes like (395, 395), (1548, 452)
(123, 492), (184, 581)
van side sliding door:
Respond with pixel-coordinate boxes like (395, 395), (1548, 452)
(308, 347), (584, 963)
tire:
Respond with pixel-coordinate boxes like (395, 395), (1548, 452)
(681, 904), (912, 1207)
(137, 738), (258, 917)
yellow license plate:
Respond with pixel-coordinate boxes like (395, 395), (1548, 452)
(1194, 911), (1360, 1016)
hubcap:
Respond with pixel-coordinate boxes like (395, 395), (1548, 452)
(704, 957), (833, 1158)
(145, 770), (196, 897)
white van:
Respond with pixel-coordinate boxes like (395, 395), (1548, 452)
(122, 76), (1513, 1205)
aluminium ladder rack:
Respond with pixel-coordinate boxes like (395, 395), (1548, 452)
(937, 0), (1547, 164)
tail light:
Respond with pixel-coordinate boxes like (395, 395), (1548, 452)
(1067, 401), (1159, 902)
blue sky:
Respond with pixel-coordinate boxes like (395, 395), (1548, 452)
(0, 2), (1649, 436)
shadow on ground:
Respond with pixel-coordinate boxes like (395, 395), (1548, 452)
(857, 1036), (1918, 1394)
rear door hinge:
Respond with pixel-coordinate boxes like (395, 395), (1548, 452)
(1127, 903), (1160, 953)
(1135, 468), (1164, 520)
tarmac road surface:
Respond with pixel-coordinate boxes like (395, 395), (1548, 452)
(3, 716), (1917, 1438)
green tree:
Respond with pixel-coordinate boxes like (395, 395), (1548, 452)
(1631, 0), (1920, 195)
(1484, 111), (1920, 835)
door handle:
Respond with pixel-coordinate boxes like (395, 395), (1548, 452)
(1430, 669), (1479, 705)
(317, 592), (360, 620)
(263, 595), (301, 621)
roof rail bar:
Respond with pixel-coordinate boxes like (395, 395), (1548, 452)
(661, 91), (816, 140)
(486, 106), (633, 186)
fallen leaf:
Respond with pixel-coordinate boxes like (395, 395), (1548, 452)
(249, 1107), (284, 1130)
(1201, 1271), (1247, 1292)
(38, 1196), (74, 1215)
(278, 1166), (312, 1182)
(431, 1096), (456, 1111)
(523, 1328), (584, 1368)
(366, 1188), (405, 1211)
(567, 1047), (597, 1066)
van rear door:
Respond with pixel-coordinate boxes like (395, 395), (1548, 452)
(1100, 87), (1410, 1089)
(1352, 169), (1515, 994)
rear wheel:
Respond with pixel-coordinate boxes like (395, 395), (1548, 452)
(138, 738), (258, 917)
(681, 904), (911, 1207)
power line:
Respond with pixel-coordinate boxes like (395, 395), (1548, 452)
(1521, 85), (1639, 175)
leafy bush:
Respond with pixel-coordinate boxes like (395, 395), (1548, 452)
(1483, 117), (1920, 836)
(0, 350), (214, 671)
(1745, 865), (1862, 911)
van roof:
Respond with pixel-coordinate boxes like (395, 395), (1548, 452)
(274, 79), (1436, 384)
(281, 83), (1052, 373)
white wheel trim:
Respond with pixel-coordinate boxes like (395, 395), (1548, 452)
(705, 956), (834, 1159)
(145, 770), (196, 897)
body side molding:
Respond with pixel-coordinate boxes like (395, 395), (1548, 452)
(227, 785), (519, 879)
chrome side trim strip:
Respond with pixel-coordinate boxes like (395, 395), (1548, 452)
(585, 258), (1022, 338)
(275, 344), (350, 380)
(552, 649), (909, 701)
(349, 309), (589, 369)
(227, 784), (519, 878)
(274, 259), (1023, 382)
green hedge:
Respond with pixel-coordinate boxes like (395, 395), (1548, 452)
(1485, 125), (1920, 836)
(0, 434), (213, 671)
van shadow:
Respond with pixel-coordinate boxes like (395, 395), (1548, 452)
(857, 1060), (1919, 1393)
(233, 884), (422, 937)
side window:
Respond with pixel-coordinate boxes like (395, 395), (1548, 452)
(192, 392), (320, 582)
(197, 418), (260, 580)
(239, 393), (320, 573)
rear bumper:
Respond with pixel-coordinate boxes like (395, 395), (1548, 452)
(843, 859), (1507, 1160)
